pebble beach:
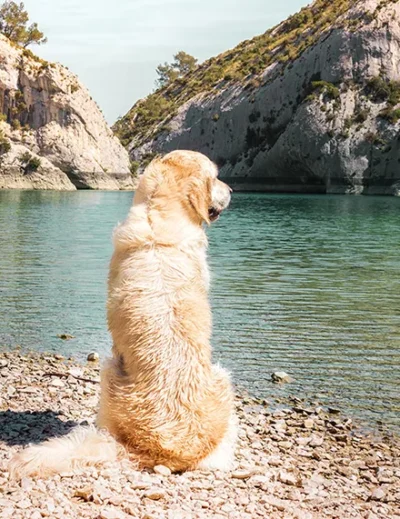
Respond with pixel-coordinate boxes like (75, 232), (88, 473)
(0, 350), (399, 519)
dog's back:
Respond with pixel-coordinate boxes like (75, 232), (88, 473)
(99, 198), (234, 471)
(9, 151), (236, 478)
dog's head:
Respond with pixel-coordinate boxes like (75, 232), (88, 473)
(136, 150), (231, 225)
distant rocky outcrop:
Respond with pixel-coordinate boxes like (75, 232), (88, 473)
(0, 36), (134, 190)
(115, 0), (400, 195)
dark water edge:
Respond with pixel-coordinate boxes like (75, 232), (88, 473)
(226, 174), (400, 195)
(0, 190), (399, 433)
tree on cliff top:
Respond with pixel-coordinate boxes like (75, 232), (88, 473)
(156, 51), (198, 88)
(0, 1), (47, 47)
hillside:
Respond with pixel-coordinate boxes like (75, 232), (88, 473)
(114, 0), (400, 195)
(0, 36), (133, 190)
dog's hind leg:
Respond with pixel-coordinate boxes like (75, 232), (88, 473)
(197, 412), (237, 471)
(197, 364), (237, 471)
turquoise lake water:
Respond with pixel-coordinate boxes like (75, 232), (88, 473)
(0, 190), (399, 430)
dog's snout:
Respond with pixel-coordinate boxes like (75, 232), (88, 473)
(211, 179), (231, 211)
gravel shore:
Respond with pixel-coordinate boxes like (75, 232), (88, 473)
(0, 350), (399, 519)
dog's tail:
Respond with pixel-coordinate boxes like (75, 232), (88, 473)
(9, 426), (122, 479)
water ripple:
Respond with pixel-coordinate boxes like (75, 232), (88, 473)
(0, 190), (399, 429)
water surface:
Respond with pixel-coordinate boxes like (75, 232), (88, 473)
(0, 190), (399, 430)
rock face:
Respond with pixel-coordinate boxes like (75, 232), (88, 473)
(116, 0), (400, 195)
(0, 36), (133, 190)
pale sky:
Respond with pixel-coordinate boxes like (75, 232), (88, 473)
(23, 0), (308, 124)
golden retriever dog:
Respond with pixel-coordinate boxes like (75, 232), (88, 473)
(10, 150), (237, 478)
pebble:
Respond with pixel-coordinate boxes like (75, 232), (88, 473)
(309, 435), (324, 447)
(231, 469), (254, 479)
(57, 334), (75, 340)
(153, 464), (172, 476)
(99, 507), (126, 519)
(370, 487), (386, 501)
(278, 471), (299, 486)
(271, 371), (294, 383)
(0, 350), (399, 519)
(304, 419), (314, 429)
(50, 378), (65, 387)
(143, 488), (167, 500)
(87, 352), (100, 362)
(74, 487), (93, 501)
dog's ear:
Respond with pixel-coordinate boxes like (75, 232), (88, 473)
(187, 175), (212, 224)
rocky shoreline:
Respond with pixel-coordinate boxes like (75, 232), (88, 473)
(0, 350), (399, 519)
(0, 170), (138, 191)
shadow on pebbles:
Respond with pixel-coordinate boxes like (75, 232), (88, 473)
(0, 350), (399, 519)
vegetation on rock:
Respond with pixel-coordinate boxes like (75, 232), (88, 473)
(19, 151), (41, 173)
(156, 51), (198, 88)
(113, 0), (367, 146)
(0, 131), (11, 155)
(0, 1), (47, 47)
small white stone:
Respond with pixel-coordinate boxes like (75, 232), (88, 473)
(99, 507), (126, 519)
(309, 435), (324, 447)
(370, 487), (386, 501)
(68, 367), (83, 378)
(231, 469), (255, 479)
(143, 488), (167, 500)
(50, 378), (65, 387)
(87, 352), (100, 362)
(153, 464), (171, 476)
(279, 471), (299, 486)
(271, 371), (294, 383)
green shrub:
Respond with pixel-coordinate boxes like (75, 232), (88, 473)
(0, 132), (11, 154)
(354, 107), (369, 123)
(366, 76), (398, 104)
(27, 156), (41, 170)
(130, 161), (140, 176)
(380, 108), (400, 124)
(141, 152), (157, 168)
(387, 81), (400, 106)
(311, 81), (340, 101)
(11, 119), (21, 130)
(365, 132), (385, 146)
(305, 93), (317, 103)
(19, 152), (41, 172)
(344, 117), (353, 130)
(22, 48), (36, 60)
(113, 0), (368, 148)
(0, 113), (7, 122)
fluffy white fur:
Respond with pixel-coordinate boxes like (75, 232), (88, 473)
(9, 150), (236, 479)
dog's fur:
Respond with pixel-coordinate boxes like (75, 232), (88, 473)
(9, 150), (236, 478)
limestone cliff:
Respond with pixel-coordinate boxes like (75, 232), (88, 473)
(0, 36), (133, 190)
(115, 0), (400, 195)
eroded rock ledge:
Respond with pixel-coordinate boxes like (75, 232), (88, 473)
(0, 36), (133, 190)
(118, 0), (400, 195)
